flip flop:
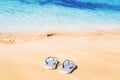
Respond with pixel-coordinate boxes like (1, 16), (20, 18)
(45, 56), (59, 69)
(60, 60), (76, 73)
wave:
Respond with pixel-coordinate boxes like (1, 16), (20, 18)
(0, 0), (120, 32)
(18, 0), (120, 11)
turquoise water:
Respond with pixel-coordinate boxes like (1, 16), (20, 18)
(0, 0), (120, 32)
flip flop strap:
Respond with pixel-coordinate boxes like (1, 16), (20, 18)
(62, 60), (74, 69)
(45, 57), (58, 65)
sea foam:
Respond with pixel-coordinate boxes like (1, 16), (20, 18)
(0, 0), (120, 32)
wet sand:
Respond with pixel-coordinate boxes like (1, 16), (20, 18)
(0, 30), (120, 80)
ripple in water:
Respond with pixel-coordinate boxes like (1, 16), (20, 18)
(0, 0), (120, 32)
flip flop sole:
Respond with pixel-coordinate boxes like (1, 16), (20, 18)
(45, 65), (56, 69)
(45, 57), (59, 69)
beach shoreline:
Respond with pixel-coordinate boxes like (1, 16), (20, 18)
(0, 29), (120, 44)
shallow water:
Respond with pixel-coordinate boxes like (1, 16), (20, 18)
(0, 0), (120, 32)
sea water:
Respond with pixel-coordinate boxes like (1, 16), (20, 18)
(0, 0), (120, 32)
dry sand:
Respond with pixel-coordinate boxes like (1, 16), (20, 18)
(0, 30), (120, 80)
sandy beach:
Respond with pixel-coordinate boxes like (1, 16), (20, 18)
(0, 30), (120, 80)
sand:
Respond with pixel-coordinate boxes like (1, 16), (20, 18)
(0, 30), (120, 80)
